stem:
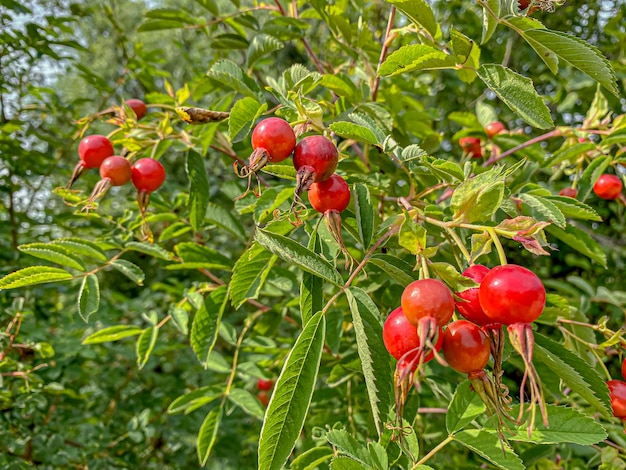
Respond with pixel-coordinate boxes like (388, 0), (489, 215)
(443, 226), (472, 264)
(487, 228), (507, 265)
(372, 6), (396, 102)
(413, 435), (454, 468)
(484, 129), (563, 166)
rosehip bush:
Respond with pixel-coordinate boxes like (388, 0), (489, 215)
(2, 0), (626, 469)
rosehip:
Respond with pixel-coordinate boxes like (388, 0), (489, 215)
(126, 99), (148, 120)
(100, 156), (132, 186)
(257, 378), (274, 391)
(459, 137), (482, 158)
(257, 390), (270, 407)
(132, 158), (166, 193)
(308, 174), (350, 214)
(455, 265), (492, 326)
(293, 135), (338, 194)
(478, 264), (546, 325)
(558, 187), (578, 198)
(593, 174), (623, 200)
(622, 357), (626, 382)
(78, 135), (115, 169)
(485, 121), (506, 138)
(251, 118), (296, 163)
(442, 320), (491, 374)
(401, 279), (455, 327)
(607, 380), (626, 420)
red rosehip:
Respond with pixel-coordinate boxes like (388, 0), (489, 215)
(607, 380), (626, 420)
(442, 320), (491, 374)
(126, 99), (148, 120)
(593, 174), (623, 200)
(559, 187), (578, 198)
(131, 158), (166, 193)
(455, 265), (492, 326)
(293, 135), (338, 194)
(100, 156), (132, 186)
(78, 135), (115, 169)
(257, 378), (274, 391)
(251, 118), (296, 163)
(382, 307), (443, 364)
(478, 264), (546, 325)
(257, 390), (270, 407)
(401, 279), (455, 327)
(308, 174), (350, 214)
(485, 121), (506, 139)
(459, 137), (482, 158)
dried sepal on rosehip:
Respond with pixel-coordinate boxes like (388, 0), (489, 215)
(84, 155), (132, 210)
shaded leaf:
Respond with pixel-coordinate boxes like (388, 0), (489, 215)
(0, 266), (73, 290)
(110, 259), (145, 285)
(136, 327), (158, 369)
(78, 274), (99, 322)
(454, 429), (524, 470)
(229, 243), (276, 309)
(82, 325), (143, 344)
(191, 286), (228, 368)
(187, 151), (210, 232)
(446, 380), (486, 434)
(546, 224), (607, 268)
(19, 243), (86, 271)
(229, 97), (267, 142)
(197, 407), (222, 466)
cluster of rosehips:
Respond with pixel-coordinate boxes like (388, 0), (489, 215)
(383, 263), (548, 433)
(67, 99), (166, 219)
(256, 377), (274, 407)
(459, 121), (506, 159)
(607, 358), (626, 427)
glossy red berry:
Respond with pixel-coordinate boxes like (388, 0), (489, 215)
(131, 158), (166, 193)
(593, 174), (622, 200)
(459, 137), (482, 158)
(607, 380), (626, 420)
(401, 279), (455, 327)
(485, 121), (506, 139)
(100, 156), (132, 186)
(455, 265), (492, 326)
(383, 307), (443, 363)
(257, 378), (274, 391)
(559, 187), (578, 198)
(442, 320), (491, 374)
(308, 174), (350, 214)
(622, 357), (626, 382)
(126, 99), (148, 120)
(478, 264), (546, 325)
(293, 135), (338, 193)
(78, 135), (115, 169)
(257, 390), (270, 407)
(251, 118), (296, 163)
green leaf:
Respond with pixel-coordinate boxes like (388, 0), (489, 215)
(110, 259), (145, 285)
(258, 311), (326, 470)
(326, 429), (372, 466)
(454, 429), (524, 470)
(576, 155), (612, 202)
(0, 266), (73, 290)
(300, 233), (323, 326)
(345, 287), (394, 437)
(191, 286), (228, 368)
(205, 202), (247, 241)
(290, 447), (334, 470)
(399, 216), (427, 255)
(197, 407), (222, 466)
(125, 241), (173, 260)
(228, 388), (265, 419)
(229, 243), (277, 309)
(247, 34), (283, 69)
(136, 327), (158, 369)
(369, 254), (416, 286)
(430, 263), (478, 292)
(254, 187), (293, 224)
(207, 59), (262, 100)
(187, 151), (210, 232)
(546, 224), (607, 268)
(524, 29), (619, 96)
(319, 74), (360, 101)
(544, 196), (601, 222)
(378, 44), (455, 77)
(400, 144), (428, 162)
(18, 242), (86, 271)
(481, 0), (500, 43)
(168, 386), (222, 414)
(519, 193), (566, 228)
(486, 405), (607, 445)
(169, 306), (189, 335)
(353, 184), (374, 249)
(385, 0), (440, 39)
(193, 0), (218, 15)
(368, 441), (388, 470)
(451, 167), (505, 224)
(533, 333), (611, 418)
(446, 380), (486, 434)
(449, 28), (480, 83)
(541, 142), (596, 168)
(330, 457), (368, 470)
(329, 122), (379, 146)
(144, 8), (194, 23)
(255, 228), (343, 286)
(261, 164), (297, 180)
(82, 325), (144, 344)
(48, 238), (107, 262)
(138, 19), (187, 32)
(77, 274), (99, 322)
(229, 97), (267, 142)
(477, 64), (554, 129)
(171, 242), (233, 271)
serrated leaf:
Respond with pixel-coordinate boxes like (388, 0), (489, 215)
(0, 266), (73, 290)
(329, 122), (379, 146)
(48, 238), (107, 261)
(300, 233), (323, 326)
(290, 447), (334, 470)
(319, 74), (360, 101)
(385, 0), (440, 39)
(368, 441), (388, 470)
(449, 28), (480, 83)
(258, 311), (326, 470)
(168, 386), (223, 414)
(172, 242), (233, 271)
(229, 243), (277, 309)
(577, 155), (612, 202)
(546, 224), (607, 267)
(544, 196), (601, 221)
(330, 457), (367, 470)
(110, 259), (145, 285)
(77, 274), (99, 322)
(399, 216), (427, 255)
(205, 202), (247, 241)
(207, 59), (262, 100)
(446, 380), (486, 434)
(533, 333), (611, 418)
(345, 287), (394, 437)
(229, 97), (267, 142)
(326, 429), (372, 466)
(255, 228), (342, 286)
(378, 45), (455, 77)
(191, 286), (228, 368)
(169, 306), (189, 335)
(82, 325), (144, 344)
(524, 29), (619, 96)
(519, 193), (566, 228)
(228, 388), (265, 419)
(261, 164), (297, 180)
(451, 167), (505, 224)
(197, 407), (222, 466)
(254, 187), (293, 224)
(353, 184), (374, 249)
(400, 144), (428, 162)
(247, 34), (283, 68)
(136, 327), (158, 369)
(186, 151), (210, 232)
(430, 263), (478, 292)
(454, 429), (524, 470)
(542, 142), (596, 168)
(477, 64), (554, 129)
(125, 241), (173, 260)
(369, 254), (416, 286)
(481, 0), (500, 43)
(18, 243), (86, 271)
